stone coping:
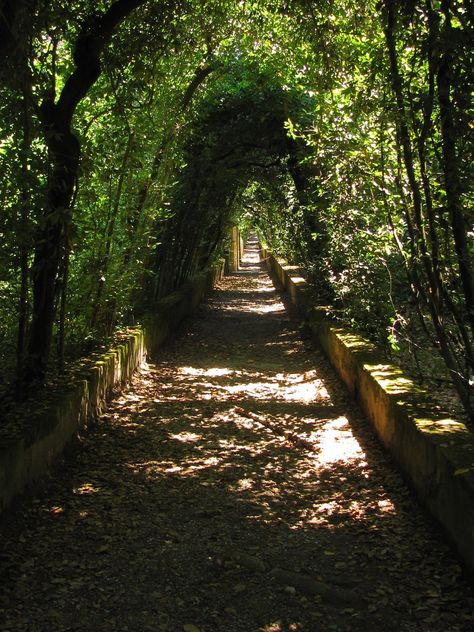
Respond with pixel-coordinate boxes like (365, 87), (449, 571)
(262, 249), (474, 578)
(0, 262), (224, 514)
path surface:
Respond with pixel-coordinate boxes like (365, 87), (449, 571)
(1, 239), (473, 632)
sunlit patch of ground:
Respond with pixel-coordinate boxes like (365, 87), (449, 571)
(0, 238), (473, 632)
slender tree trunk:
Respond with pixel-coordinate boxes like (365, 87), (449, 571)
(25, 120), (80, 382)
(16, 90), (32, 386)
(90, 130), (134, 330)
(125, 63), (217, 300)
(285, 133), (327, 267)
(57, 246), (69, 369)
(382, 0), (472, 419)
(436, 0), (474, 336)
(23, 0), (146, 384)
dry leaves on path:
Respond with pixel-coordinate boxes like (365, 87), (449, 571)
(1, 239), (473, 632)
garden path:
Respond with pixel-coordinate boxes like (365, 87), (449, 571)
(1, 238), (473, 631)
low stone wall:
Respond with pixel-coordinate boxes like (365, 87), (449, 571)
(0, 262), (224, 514)
(262, 249), (474, 577)
(143, 265), (223, 358)
(225, 226), (242, 273)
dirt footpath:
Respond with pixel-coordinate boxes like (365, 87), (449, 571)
(1, 239), (473, 632)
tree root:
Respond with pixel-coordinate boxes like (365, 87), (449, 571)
(226, 549), (364, 609)
(233, 406), (314, 449)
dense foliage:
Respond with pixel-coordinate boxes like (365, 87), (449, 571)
(0, 0), (472, 420)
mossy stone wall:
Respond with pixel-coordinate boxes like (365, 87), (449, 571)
(262, 249), (474, 578)
(0, 261), (224, 514)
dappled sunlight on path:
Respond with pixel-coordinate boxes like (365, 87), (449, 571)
(1, 237), (473, 632)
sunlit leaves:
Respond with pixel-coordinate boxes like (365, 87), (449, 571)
(0, 0), (471, 413)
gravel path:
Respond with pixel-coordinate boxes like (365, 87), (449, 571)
(1, 238), (473, 632)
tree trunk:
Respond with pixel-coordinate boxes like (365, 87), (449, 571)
(90, 130), (134, 331)
(23, 0), (146, 384)
(25, 118), (79, 382)
(57, 246), (69, 370)
(382, 0), (473, 419)
(436, 0), (474, 336)
(16, 89), (32, 387)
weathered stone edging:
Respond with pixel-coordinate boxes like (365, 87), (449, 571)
(0, 262), (224, 514)
(262, 249), (474, 577)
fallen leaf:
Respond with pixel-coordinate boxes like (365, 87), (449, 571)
(224, 607), (237, 615)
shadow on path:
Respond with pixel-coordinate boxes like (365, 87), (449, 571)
(1, 236), (473, 632)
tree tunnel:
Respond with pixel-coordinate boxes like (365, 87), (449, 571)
(149, 70), (324, 300)
(0, 0), (472, 420)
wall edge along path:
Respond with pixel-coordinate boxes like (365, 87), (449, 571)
(0, 262), (225, 515)
(261, 248), (474, 579)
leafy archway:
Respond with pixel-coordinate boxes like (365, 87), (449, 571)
(149, 65), (323, 299)
(0, 0), (472, 420)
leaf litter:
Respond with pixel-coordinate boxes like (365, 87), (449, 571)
(0, 242), (473, 631)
